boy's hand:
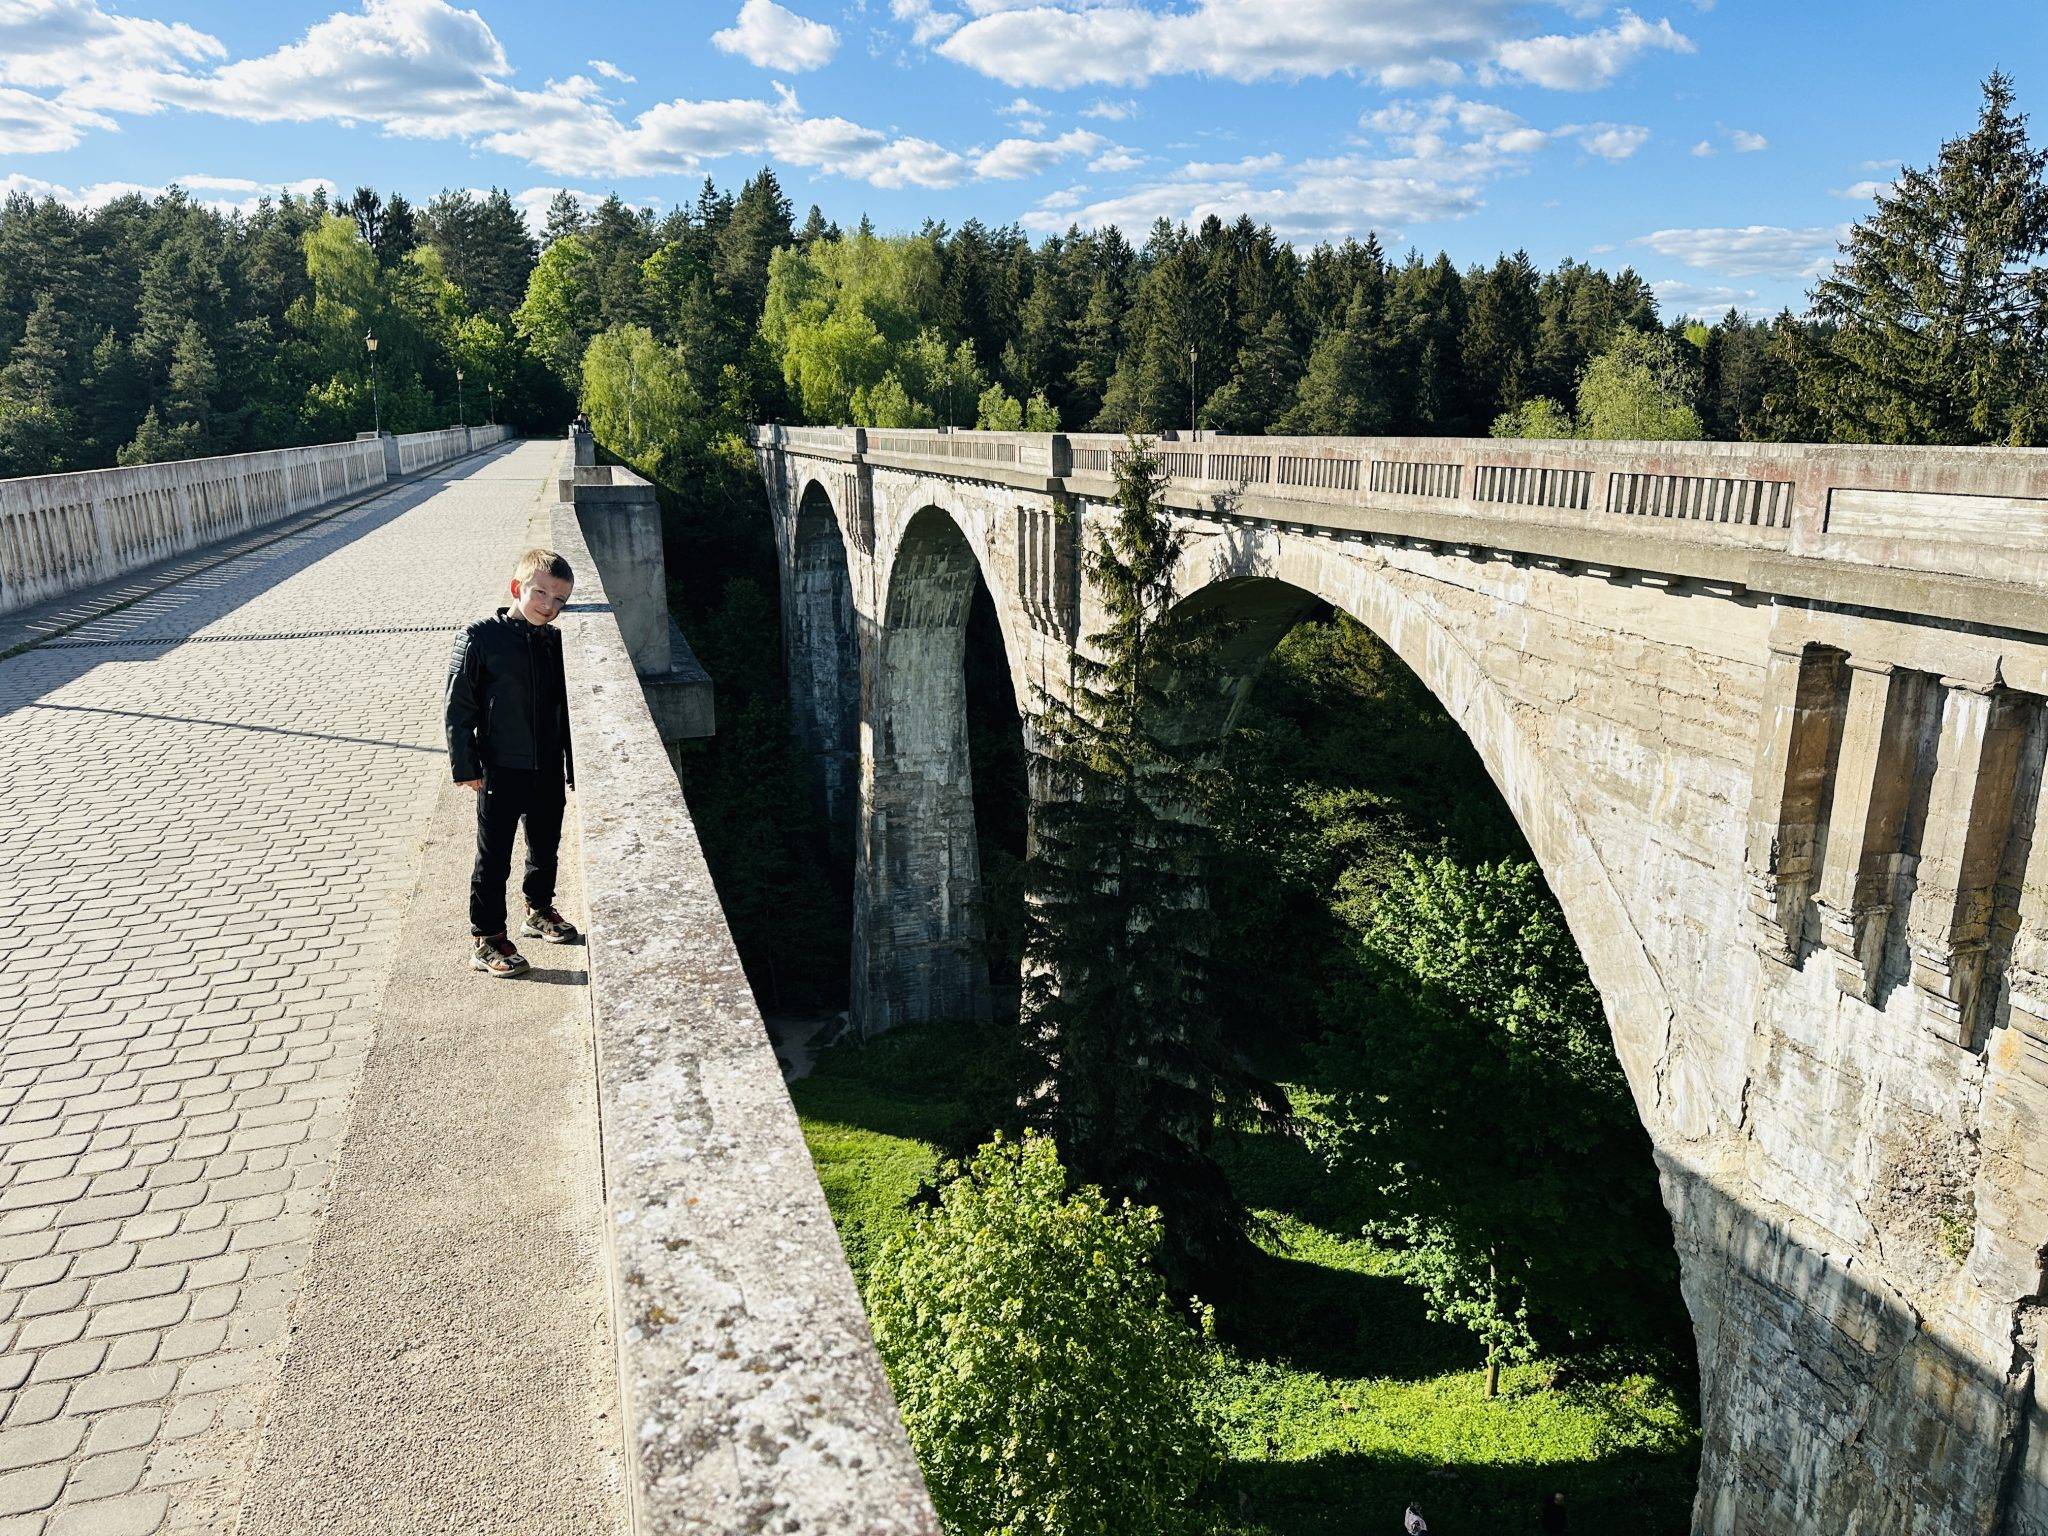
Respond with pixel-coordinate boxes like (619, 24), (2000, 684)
(459, 779), (484, 792)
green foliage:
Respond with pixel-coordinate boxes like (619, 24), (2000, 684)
(515, 234), (601, 388)
(1779, 72), (2048, 444)
(791, 1023), (1701, 1536)
(1019, 439), (1288, 1286)
(1573, 328), (1705, 440)
(580, 324), (699, 480)
(975, 382), (1061, 431)
(1489, 396), (1575, 439)
(867, 1132), (1221, 1536)
(1313, 856), (1688, 1376)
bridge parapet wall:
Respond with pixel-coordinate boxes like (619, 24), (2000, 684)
(0, 423), (511, 616)
(751, 425), (2048, 621)
(547, 486), (935, 1536)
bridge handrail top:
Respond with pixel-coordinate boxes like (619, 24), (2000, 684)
(0, 427), (478, 495)
(752, 422), (2048, 466)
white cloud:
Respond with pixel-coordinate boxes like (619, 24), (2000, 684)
(712, 0), (840, 72)
(0, 85), (113, 153)
(587, 58), (635, 83)
(1690, 138), (1713, 156)
(1000, 95), (1046, 118)
(0, 0), (224, 112)
(0, 171), (335, 216)
(974, 127), (1105, 178)
(1634, 224), (1844, 279)
(1830, 178), (1894, 200)
(35, 0), (964, 189)
(1494, 10), (1693, 90)
(1728, 127), (1766, 152)
(891, 0), (962, 44)
(1558, 121), (1650, 161)
(1030, 95), (1580, 242)
(1652, 278), (1774, 321)
(1363, 96), (1643, 168)
(1089, 145), (1145, 172)
(1081, 98), (1136, 121)
(934, 0), (1538, 90)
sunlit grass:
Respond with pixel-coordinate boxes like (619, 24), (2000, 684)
(789, 1024), (1699, 1536)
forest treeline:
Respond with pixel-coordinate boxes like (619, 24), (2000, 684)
(7, 74), (2043, 485)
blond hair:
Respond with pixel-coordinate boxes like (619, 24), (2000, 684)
(514, 548), (574, 585)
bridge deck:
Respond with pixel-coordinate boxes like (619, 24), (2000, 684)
(0, 440), (619, 1534)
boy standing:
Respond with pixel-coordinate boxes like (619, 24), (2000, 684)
(445, 547), (582, 976)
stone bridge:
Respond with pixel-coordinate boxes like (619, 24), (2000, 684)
(754, 422), (2048, 1533)
(0, 429), (933, 1536)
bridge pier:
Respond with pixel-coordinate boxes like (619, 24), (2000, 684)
(787, 484), (861, 861)
(853, 504), (994, 1034)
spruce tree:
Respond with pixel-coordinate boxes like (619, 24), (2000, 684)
(1794, 71), (2048, 444)
(1282, 284), (1392, 435)
(1019, 439), (1287, 1287)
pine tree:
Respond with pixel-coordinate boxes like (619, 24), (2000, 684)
(165, 320), (218, 450)
(1019, 439), (1288, 1287)
(0, 294), (75, 474)
(541, 190), (587, 249)
(1795, 71), (2048, 444)
(1203, 312), (1300, 434)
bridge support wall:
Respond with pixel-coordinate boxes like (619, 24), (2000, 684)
(758, 426), (2048, 1534)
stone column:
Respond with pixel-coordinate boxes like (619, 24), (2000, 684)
(786, 498), (861, 859)
(1743, 642), (1845, 962)
(1812, 660), (1930, 1001)
(853, 522), (992, 1037)
(1907, 679), (2029, 1045)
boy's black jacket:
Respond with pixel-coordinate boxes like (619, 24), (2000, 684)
(444, 608), (574, 789)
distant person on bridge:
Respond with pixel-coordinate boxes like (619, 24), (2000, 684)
(445, 546), (583, 976)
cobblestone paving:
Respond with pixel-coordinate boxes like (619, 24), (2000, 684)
(0, 441), (555, 1534)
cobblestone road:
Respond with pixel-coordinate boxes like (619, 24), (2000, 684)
(0, 440), (557, 1534)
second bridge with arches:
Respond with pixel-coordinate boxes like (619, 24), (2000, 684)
(753, 422), (2048, 1535)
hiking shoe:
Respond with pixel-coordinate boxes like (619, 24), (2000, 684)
(471, 934), (530, 977)
(521, 905), (581, 944)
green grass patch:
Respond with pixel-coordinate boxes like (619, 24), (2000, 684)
(789, 1024), (1700, 1536)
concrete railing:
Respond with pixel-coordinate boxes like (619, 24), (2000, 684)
(0, 423), (513, 616)
(751, 425), (2048, 602)
(547, 482), (933, 1535)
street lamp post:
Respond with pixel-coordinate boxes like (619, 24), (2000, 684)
(365, 331), (381, 436)
(486, 381), (495, 425)
(456, 367), (465, 427)
(1187, 340), (1197, 433)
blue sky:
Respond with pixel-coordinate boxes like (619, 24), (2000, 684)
(2, 0), (2042, 318)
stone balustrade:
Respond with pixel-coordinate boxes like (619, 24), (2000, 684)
(0, 424), (513, 615)
(748, 425), (2048, 623)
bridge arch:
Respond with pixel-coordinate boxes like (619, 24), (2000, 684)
(857, 500), (1030, 1032)
(1169, 529), (1675, 1105)
(786, 477), (861, 859)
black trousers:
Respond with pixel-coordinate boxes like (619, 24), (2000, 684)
(470, 766), (566, 937)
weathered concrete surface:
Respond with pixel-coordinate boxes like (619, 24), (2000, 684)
(550, 493), (938, 1535)
(232, 715), (624, 1531)
(757, 426), (2048, 1534)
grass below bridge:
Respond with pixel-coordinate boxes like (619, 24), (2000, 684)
(788, 1023), (1700, 1536)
